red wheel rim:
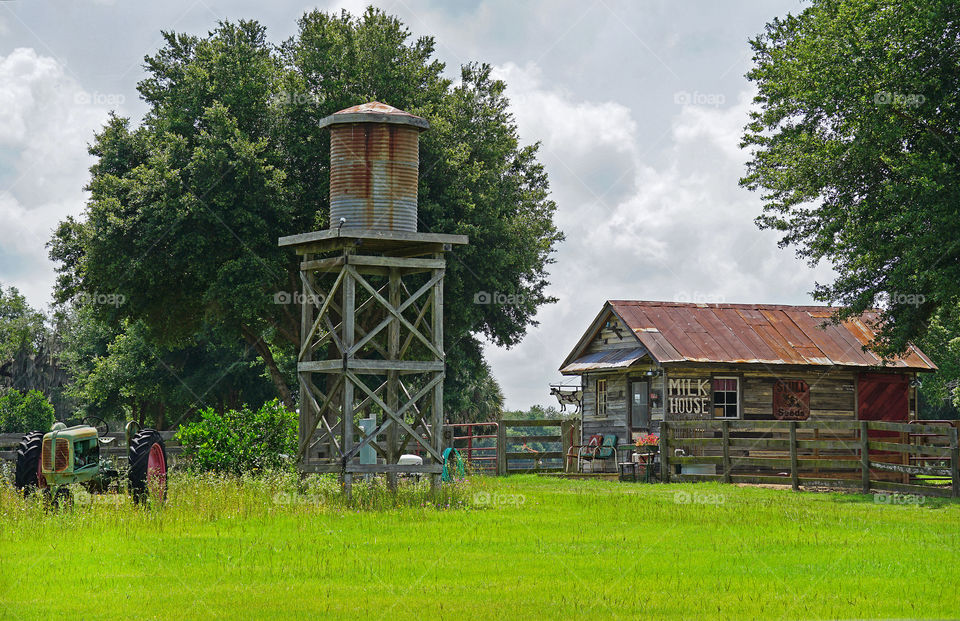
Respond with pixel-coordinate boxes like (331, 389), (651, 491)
(36, 455), (47, 489)
(146, 443), (166, 499)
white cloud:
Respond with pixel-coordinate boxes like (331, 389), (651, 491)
(0, 48), (116, 309)
(484, 66), (833, 411)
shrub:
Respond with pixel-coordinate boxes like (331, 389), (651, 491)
(0, 389), (55, 433)
(176, 399), (297, 474)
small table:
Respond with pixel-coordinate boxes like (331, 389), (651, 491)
(616, 445), (659, 483)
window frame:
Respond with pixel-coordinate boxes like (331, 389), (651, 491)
(596, 378), (608, 417)
(711, 375), (741, 419)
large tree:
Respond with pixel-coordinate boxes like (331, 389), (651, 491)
(0, 285), (71, 417)
(52, 9), (562, 415)
(57, 305), (276, 429)
(741, 0), (960, 357)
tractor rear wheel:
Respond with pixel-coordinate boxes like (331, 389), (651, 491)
(128, 428), (167, 504)
(14, 431), (47, 494)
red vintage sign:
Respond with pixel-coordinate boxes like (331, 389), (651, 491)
(773, 380), (810, 420)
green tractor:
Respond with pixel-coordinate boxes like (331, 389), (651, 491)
(13, 419), (168, 505)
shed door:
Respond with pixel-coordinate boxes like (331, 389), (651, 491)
(858, 373), (908, 461)
(630, 380), (649, 430)
(857, 373), (908, 422)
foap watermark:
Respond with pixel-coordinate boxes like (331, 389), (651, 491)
(877, 291), (926, 308)
(472, 491), (525, 508)
(77, 291), (126, 308)
(673, 90), (725, 107)
(73, 488), (124, 507)
(74, 90), (126, 106)
(874, 492), (925, 506)
(674, 490), (725, 505)
(273, 291), (322, 305)
(874, 91), (926, 108)
(673, 291), (726, 305)
(271, 90), (322, 106)
(473, 291), (525, 306)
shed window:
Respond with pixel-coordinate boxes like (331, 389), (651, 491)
(597, 379), (607, 416)
(712, 377), (739, 418)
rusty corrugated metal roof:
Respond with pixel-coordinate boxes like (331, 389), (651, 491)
(319, 101), (430, 130)
(584, 301), (936, 371)
(334, 101), (413, 116)
(559, 346), (649, 374)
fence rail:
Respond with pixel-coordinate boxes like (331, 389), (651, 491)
(661, 419), (959, 498)
(496, 419), (579, 475)
(447, 422), (499, 473)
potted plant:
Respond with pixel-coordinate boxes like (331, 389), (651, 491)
(634, 433), (659, 455)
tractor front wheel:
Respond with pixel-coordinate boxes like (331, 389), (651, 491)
(14, 431), (47, 494)
(128, 429), (167, 504)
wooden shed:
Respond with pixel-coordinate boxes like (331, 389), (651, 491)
(560, 301), (937, 444)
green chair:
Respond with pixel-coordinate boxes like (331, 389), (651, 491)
(594, 434), (618, 473)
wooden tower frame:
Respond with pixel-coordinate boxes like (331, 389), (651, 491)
(279, 228), (467, 491)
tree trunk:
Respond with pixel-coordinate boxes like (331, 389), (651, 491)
(241, 324), (295, 411)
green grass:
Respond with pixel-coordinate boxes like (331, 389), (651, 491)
(1, 474), (958, 620)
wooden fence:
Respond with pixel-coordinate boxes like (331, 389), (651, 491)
(495, 419), (579, 475)
(661, 419), (960, 498)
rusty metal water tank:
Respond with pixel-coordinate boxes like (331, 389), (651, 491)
(319, 102), (429, 233)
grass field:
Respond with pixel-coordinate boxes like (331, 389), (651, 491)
(1, 473), (958, 620)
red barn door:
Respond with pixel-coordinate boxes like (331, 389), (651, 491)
(858, 373), (909, 422)
(858, 373), (909, 462)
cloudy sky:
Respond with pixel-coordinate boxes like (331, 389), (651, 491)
(0, 0), (834, 411)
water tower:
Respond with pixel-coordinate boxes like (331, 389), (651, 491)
(279, 102), (467, 492)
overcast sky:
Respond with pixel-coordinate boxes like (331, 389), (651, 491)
(0, 0), (835, 411)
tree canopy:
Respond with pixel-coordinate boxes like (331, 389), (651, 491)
(741, 0), (960, 357)
(51, 8), (562, 420)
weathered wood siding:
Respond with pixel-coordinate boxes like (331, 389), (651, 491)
(663, 366), (859, 422)
(581, 368), (664, 440)
(579, 360), (919, 443)
(585, 313), (637, 353)
(582, 373), (629, 442)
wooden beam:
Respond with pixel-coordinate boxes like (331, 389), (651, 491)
(723, 419), (732, 485)
(344, 371), (443, 462)
(431, 263), (445, 491)
(349, 266), (442, 360)
(789, 421), (799, 491)
(279, 228), (468, 249)
(345, 464), (443, 474)
(951, 426), (960, 498)
(298, 264), (316, 451)
(298, 269), (345, 361)
(860, 421), (870, 494)
(660, 421), (670, 483)
(341, 266), (355, 497)
(348, 255), (446, 270)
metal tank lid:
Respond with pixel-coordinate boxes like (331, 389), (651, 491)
(318, 101), (430, 131)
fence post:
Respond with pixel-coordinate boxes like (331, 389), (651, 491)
(789, 421), (799, 492)
(496, 422), (507, 476)
(860, 420), (871, 495)
(721, 420), (731, 484)
(660, 421), (670, 483)
(560, 420), (572, 473)
(950, 426), (959, 499)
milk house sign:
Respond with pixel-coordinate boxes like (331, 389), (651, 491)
(559, 301), (936, 443)
(667, 379), (710, 415)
